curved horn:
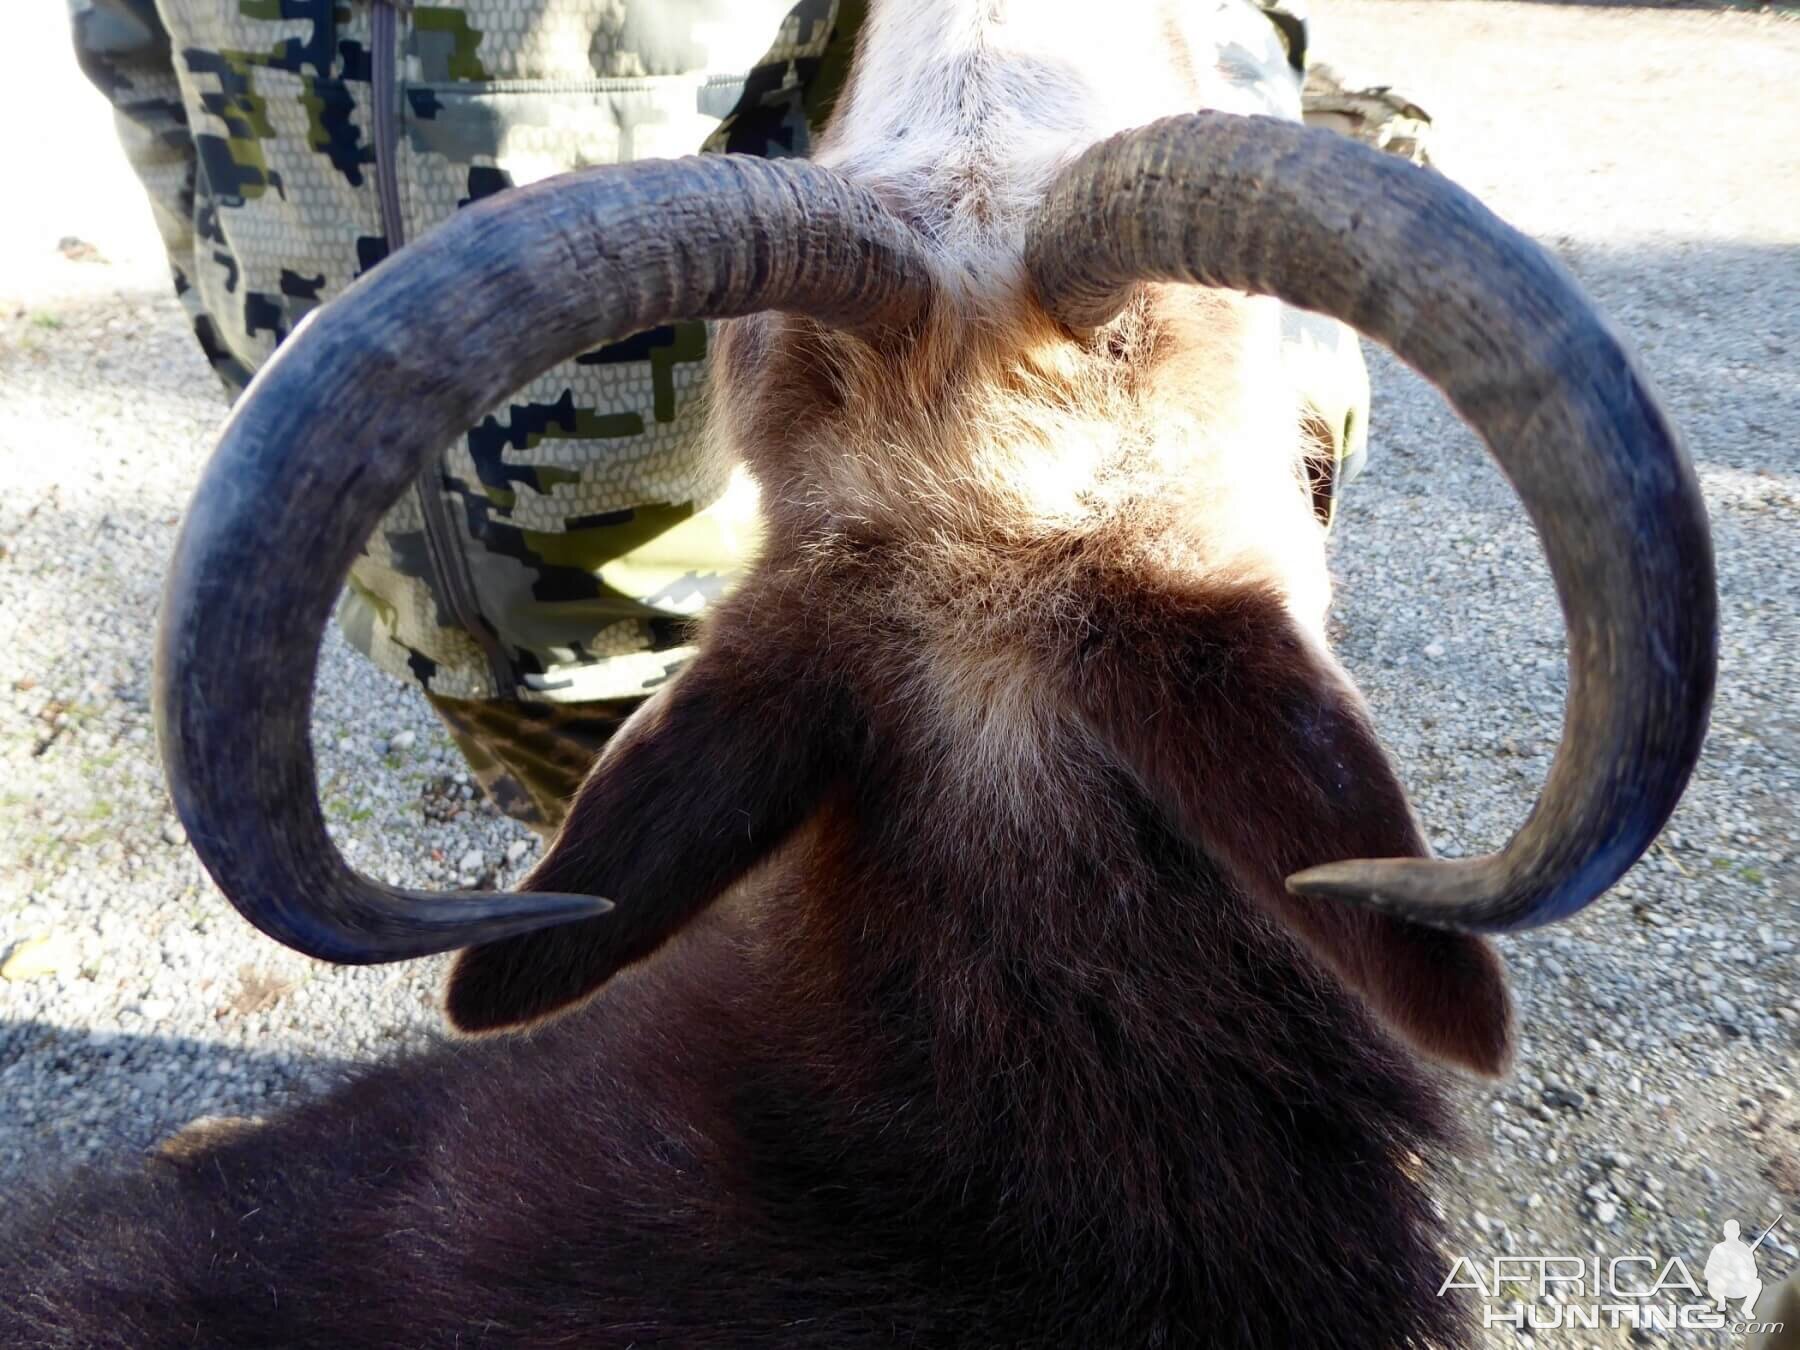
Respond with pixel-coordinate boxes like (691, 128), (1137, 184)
(154, 155), (936, 964)
(1026, 113), (1715, 933)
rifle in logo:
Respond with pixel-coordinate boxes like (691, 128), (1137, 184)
(1708, 1213), (1784, 1319)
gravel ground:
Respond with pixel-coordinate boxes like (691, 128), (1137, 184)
(2, 3), (1796, 1344)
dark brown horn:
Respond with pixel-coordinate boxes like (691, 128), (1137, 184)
(1026, 112), (1715, 933)
(153, 155), (936, 964)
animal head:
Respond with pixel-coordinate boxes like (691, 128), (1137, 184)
(150, 2), (1715, 1077)
(720, 3), (1328, 613)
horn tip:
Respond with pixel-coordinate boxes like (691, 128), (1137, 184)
(247, 888), (615, 965)
(1286, 855), (1610, 936)
(432, 889), (616, 949)
(1285, 856), (1500, 933)
(1285, 858), (1412, 906)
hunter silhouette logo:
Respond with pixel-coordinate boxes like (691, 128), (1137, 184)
(1440, 1209), (1791, 1335)
(1706, 1214), (1783, 1319)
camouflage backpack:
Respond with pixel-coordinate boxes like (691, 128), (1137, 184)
(73, 0), (852, 711)
(73, 0), (1426, 828)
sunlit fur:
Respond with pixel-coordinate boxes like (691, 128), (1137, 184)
(765, 0), (1333, 629)
(0, 4), (1516, 1347)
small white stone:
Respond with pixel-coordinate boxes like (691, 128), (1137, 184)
(505, 839), (530, 865)
(457, 848), (484, 875)
(389, 730), (417, 752)
(1, 932), (82, 981)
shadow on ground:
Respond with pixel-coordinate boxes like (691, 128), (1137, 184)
(0, 1016), (368, 1183)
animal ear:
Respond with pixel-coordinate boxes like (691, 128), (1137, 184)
(1074, 586), (1514, 1076)
(445, 647), (841, 1034)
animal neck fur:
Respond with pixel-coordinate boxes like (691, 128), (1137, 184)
(690, 9), (1455, 1322)
(714, 0), (1331, 631)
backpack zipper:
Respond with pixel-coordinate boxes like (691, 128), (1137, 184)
(370, 0), (515, 696)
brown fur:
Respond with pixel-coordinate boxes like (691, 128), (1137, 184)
(1, 276), (1515, 1349)
(2, 10), (1520, 1343)
(428, 275), (1514, 1340)
(458, 281), (1511, 1072)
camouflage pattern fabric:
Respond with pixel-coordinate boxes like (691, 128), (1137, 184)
(1303, 62), (1434, 167)
(1256, 0), (1438, 520)
(1254, 0), (1310, 75)
(1255, 0), (1438, 171)
(71, 0), (844, 706)
(72, 0), (1420, 820)
(1255, 0), (1436, 166)
(427, 692), (638, 834)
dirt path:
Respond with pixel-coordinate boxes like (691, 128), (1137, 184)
(1318, 4), (1800, 1342)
